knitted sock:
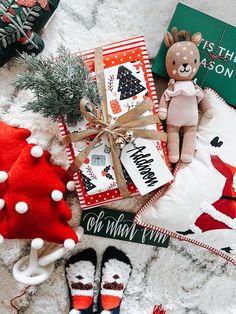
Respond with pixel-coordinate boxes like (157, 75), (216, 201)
(98, 246), (132, 314)
(65, 248), (97, 314)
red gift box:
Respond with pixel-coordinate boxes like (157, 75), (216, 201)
(58, 36), (169, 209)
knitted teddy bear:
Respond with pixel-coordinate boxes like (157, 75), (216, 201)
(158, 27), (214, 163)
(0, 0), (60, 67)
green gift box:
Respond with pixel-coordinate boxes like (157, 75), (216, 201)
(152, 3), (236, 107)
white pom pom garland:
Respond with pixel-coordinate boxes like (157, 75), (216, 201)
(64, 239), (75, 250)
(0, 199), (5, 210)
(15, 202), (28, 214)
(31, 238), (44, 250)
(0, 234), (4, 245)
(31, 146), (43, 158)
(0, 171), (8, 183)
(51, 190), (63, 202)
(66, 181), (76, 192)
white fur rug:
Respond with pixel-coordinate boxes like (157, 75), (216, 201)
(1, 1), (236, 313)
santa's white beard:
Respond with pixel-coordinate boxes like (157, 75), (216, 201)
(66, 260), (95, 296)
(102, 259), (131, 284)
(101, 259), (131, 298)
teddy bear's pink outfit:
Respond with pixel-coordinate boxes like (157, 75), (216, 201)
(164, 81), (204, 127)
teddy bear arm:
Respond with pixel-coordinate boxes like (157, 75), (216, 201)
(195, 85), (210, 112)
(158, 94), (169, 120)
(199, 96), (212, 112)
(159, 93), (169, 110)
(196, 85), (214, 119)
(158, 85), (173, 120)
(199, 96), (214, 119)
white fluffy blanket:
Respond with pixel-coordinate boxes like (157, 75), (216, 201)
(1, 1), (236, 313)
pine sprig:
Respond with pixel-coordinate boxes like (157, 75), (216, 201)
(13, 45), (100, 125)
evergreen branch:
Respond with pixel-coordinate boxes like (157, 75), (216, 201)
(13, 45), (100, 125)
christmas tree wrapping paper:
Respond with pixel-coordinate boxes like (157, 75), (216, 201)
(0, 0), (60, 66)
(152, 3), (236, 107)
(58, 36), (172, 209)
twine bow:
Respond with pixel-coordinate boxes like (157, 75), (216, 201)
(63, 47), (167, 198)
(204, 42), (233, 68)
(200, 25), (236, 85)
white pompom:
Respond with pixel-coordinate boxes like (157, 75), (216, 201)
(100, 311), (111, 314)
(0, 171), (8, 183)
(15, 202), (28, 214)
(31, 145), (43, 158)
(9, 119), (21, 127)
(64, 239), (75, 250)
(31, 238), (44, 250)
(0, 199), (5, 210)
(51, 190), (63, 202)
(0, 235), (4, 245)
(66, 181), (76, 192)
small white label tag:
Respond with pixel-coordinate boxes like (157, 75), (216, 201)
(121, 138), (173, 196)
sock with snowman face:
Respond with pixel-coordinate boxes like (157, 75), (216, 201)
(98, 246), (132, 314)
(65, 248), (97, 314)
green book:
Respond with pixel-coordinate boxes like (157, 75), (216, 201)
(81, 207), (170, 248)
(152, 3), (236, 107)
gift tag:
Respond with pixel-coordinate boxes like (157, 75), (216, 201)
(121, 138), (173, 195)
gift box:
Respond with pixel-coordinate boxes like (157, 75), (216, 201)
(152, 3), (236, 107)
(58, 36), (172, 209)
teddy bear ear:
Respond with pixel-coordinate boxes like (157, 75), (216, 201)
(164, 31), (174, 48)
(191, 32), (202, 46)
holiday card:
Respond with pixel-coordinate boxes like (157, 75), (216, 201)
(152, 3), (236, 107)
(58, 36), (171, 209)
(81, 207), (170, 248)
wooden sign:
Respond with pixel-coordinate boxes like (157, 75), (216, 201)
(81, 207), (170, 248)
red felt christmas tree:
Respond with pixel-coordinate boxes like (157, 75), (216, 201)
(0, 122), (31, 197)
(0, 122), (31, 223)
(0, 122), (78, 247)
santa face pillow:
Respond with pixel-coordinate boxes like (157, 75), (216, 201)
(135, 88), (236, 265)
